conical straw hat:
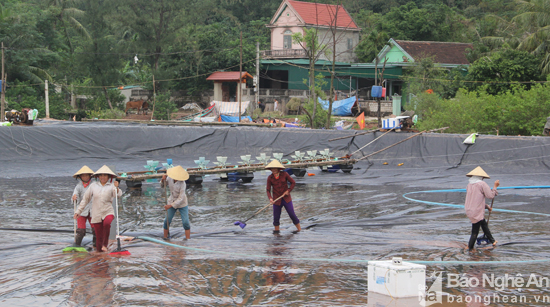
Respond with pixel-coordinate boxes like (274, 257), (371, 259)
(265, 160), (285, 169)
(93, 165), (117, 177)
(73, 165), (94, 178)
(167, 165), (189, 181)
(466, 166), (490, 179)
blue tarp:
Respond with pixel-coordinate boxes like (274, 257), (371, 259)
(220, 115), (253, 123)
(318, 96), (356, 116)
(285, 123), (304, 128)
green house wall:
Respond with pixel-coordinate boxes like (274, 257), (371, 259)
(261, 60), (403, 91)
(382, 45), (410, 63)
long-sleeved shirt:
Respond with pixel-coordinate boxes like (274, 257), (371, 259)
(160, 178), (188, 208)
(72, 179), (92, 216)
(266, 172), (295, 205)
(76, 181), (122, 223)
(464, 181), (498, 223)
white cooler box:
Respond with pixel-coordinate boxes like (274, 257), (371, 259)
(368, 259), (426, 298)
(382, 118), (402, 129)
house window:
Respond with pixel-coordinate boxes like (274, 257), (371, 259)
(347, 38), (353, 50)
(284, 30), (293, 49)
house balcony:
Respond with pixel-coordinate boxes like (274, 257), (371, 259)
(261, 49), (307, 59)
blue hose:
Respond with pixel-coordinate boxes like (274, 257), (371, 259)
(132, 186), (550, 266)
(403, 186), (550, 217)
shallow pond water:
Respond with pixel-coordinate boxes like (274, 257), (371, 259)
(1, 172), (550, 306)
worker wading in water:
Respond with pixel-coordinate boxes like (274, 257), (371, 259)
(265, 160), (301, 233)
(464, 166), (500, 251)
(71, 166), (96, 248)
(74, 165), (122, 252)
(161, 165), (191, 240)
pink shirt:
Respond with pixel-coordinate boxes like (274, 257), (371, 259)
(464, 181), (498, 223)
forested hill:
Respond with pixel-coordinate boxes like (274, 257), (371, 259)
(0, 0), (543, 94)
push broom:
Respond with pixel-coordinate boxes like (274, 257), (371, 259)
(234, 194), (285, 229)
(63, 199), (88, 253)
(476, 197), (495, 245)
(110, 186), (131, 256)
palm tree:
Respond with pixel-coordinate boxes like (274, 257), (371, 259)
(512, 0), (550, 73)
(47, 0), (91, 53)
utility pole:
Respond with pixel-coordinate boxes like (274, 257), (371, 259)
(238, 31), (242, 123)
(45, 80), (50, 119)
(255, 41), (259, 110)
(1, 42), (4, 122)
(150, 75), (156, 121)
(378, 56), (382, 128)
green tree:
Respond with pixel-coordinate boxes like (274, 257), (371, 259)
(293, 28), (329, 128)
(152, 91), (177, 120)
(45, 0), (90, 53)
(356, 29), (389, 63)
(115, 0), (189, 71)
(76, 0), (125, 109)
(512, 0), (550, 74)
(300, 73), (331, 128)
(403, 56), (449, 95)
(466, 49), (542, 95)
(414, 82), (550, 136)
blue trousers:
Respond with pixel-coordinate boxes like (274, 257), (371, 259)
(163, 206), (190, 230)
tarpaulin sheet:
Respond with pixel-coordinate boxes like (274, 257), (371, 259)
(1, 120), (549, 184)
(220, 115), (252, 123)
(211, 101), (250, 116)
(318, 96), (356, 116)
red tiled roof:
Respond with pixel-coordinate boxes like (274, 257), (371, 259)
(206, 71), (253, 81)
(288, 0), (358, 29)
(395, 40), (473, 65)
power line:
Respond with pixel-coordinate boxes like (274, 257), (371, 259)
(4, 46), (239, 56)
(6, 58), (257, 89)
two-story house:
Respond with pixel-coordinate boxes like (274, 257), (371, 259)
(263, 0), (361, 63)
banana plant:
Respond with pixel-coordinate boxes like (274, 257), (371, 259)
(256, 153), (271, 165)
(213, 156), (229, 168)
(194, 157), (210, 169)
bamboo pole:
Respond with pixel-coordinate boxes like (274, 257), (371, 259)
(119, 158), (357, 181)
(356, 127), (449, 161)
(81, 118), (272, 127)
(350, 128), (394, 156)
(328, 128), (379, 142)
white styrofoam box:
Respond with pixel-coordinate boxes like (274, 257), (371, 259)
(368, 260), (426, 298)
(382, 118), (402, 129)
(367, 291), (422, 307)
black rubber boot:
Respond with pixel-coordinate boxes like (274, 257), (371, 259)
(75, 228), (86, 246)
